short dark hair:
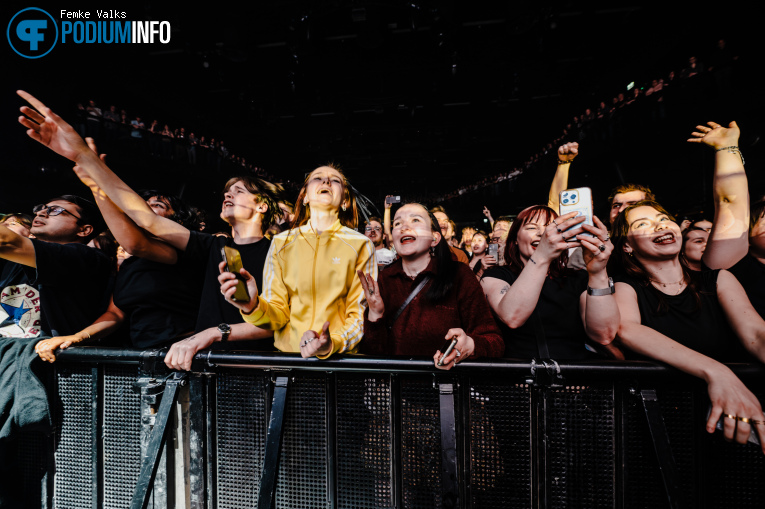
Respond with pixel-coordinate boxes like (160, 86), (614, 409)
(139, 190), (204, 231)
(50, 195), (105, 242)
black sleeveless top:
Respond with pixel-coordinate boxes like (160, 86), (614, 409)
(620, 270), (748, 362)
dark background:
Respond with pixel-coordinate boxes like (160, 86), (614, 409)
(3, 1), (764, 233)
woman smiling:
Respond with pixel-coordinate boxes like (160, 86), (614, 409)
(611, 200), (765, 451)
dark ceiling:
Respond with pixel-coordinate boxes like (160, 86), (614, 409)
(3, 2), (764, 228)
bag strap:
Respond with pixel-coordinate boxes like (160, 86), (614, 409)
(388, 275), (431, 329)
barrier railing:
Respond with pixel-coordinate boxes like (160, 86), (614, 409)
(16, 348), (765, 509)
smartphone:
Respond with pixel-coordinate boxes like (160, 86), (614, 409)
(385, 195), (401, 205)
(437, 337), (459, 366)
(221, 246), (251, 302)
(487, 243), (499, 259)
(558, 187), (594, 240)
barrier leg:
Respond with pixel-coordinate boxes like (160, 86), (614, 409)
(439, 382), (459, 509)
(640, 389), (683, 509)
(258, 376), (290, 509)
(130, 372), (187, 509)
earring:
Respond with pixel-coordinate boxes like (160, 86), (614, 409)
(430, 245), (436, 256)
(342, 203), (347, 212)
(303, 198), (308, 206)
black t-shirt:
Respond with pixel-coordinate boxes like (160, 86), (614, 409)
(185, 231), (271, 332)
(619, 270), (747, 362)
(28, 239), (113, 337)
(728, 254), (765, 319)
(0, 259), (40, 338)
(482, 266), (592, 359)
(112, 252), (205, 348)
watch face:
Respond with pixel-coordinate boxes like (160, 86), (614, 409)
(218, 323), (231, 333)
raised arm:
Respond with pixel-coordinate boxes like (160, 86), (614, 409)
(547, 142), (579, 211)
(577, 216), (619, 345)
(0, 224), (36, 267)
(688, 121), (749, 269)
(482, 212), (585, 328)
(383, 196), (394, 246)
(615, 282), (765, 451)
(17, 91), (191, 251)
(73, 141), (178, 264)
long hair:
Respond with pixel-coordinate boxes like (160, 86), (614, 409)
(679, 226), (707, 270)
(504, 205), (568, 279)
(610, 200), (704, 313)
(291, 164), (359, 230)
(400, 203), (458, 303)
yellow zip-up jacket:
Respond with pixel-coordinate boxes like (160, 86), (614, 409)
(243, 220), (377, 358)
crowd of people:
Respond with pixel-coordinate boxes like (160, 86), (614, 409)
(71, 98), (289, 187)
(1, 83), (764, 456)
(429, 40), (740, 204)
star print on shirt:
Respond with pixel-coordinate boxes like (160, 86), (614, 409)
(0, 301), (32, 328)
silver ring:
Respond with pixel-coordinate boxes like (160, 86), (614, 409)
(455, 348), (461, 358)
(598, 244), (606, 252)
(604, 236), (610, 242)
(369, 289), (375, 295)
(552, 219), (558, 226)
(556, 228), (562, 234)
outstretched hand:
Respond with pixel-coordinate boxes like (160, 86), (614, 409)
(218, 261), (260, 314)
(35, 335), (81, 363)
(687, 121), (740, 150)
(17, 90), (90, 162)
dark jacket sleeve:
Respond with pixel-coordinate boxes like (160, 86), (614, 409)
(456, 264), (504, 358)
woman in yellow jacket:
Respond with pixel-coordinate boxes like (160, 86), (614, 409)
(220, 165), (377, 358)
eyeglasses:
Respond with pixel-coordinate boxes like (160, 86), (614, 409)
(33, 204), (81, 221)
(365, 226), (382, 232)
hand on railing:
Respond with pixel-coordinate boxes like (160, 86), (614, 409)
(706, 366), (765, 454)
(35, 335), (81, 363)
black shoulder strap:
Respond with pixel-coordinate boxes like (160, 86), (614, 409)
(388, 275), (431, 330)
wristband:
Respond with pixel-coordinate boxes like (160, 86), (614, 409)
(587, 277), (614, 296)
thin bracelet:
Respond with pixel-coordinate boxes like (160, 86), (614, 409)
(715, 146), (745, 165)
(557, 159), (572, 165)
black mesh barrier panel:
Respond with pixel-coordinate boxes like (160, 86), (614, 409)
(336, 375), (393, 508)
(622, 387), (664, 508)
(401, 377), (442, 508)
(18, 430), (47, 509)
(469, 381), (530, 508)
(54, 364), (95, 509)
(706, 389), (765, 508)
(657, 388), (697, 503)
(276, 375), (328, 509)
(216, 372), (267, 508)
(103, 366), (141, 509)
(547, 384), (615, 508)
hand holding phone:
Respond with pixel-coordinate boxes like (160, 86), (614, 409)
(221, 246), (250, 302)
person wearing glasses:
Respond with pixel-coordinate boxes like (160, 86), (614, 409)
(365, 216), (395, 271)
(0, 196), (112, 339)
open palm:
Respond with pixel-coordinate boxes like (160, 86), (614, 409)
(17, 90), (89, 162)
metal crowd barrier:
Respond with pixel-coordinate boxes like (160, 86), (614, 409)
(15, 348), (765, 509)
